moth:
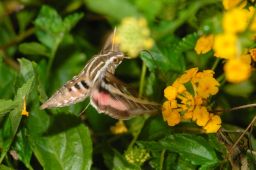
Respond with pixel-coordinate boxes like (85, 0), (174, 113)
(40, 31), (160, 119)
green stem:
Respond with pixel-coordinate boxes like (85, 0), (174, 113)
(211, 58), (221, 71)
(127, 116), (149, 151)
(159, 150), (166, 170)
(0, 27), (35, 50)
(139, 61), (147, 98)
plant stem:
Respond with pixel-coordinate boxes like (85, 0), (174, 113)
(139, 61), (147, 98)
(160, 150), (166, 170)
(211, 58), (220, 71)
(0, 27), (35, 50)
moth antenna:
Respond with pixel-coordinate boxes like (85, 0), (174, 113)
(79, 102), (91, 116)
(112, 27), (117, 52)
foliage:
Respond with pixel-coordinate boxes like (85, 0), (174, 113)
(0, 0), (255, 169)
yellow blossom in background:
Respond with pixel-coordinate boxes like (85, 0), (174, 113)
(195, 34), (214, 54)
(240, 54), (252, 65)
(116, 17), (154, 58)
(222, 0), (247, 10)
(213, 33), (238, 59)
(203, 114), (222, 133)
(224, 58), (251, 83)
(110, 120), (128, 134)
(223, 8), (248, 33)
(248, 6), (256, 31)
(21, 96), (29, 116)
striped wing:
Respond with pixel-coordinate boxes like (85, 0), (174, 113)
(90, 73), (160, 119)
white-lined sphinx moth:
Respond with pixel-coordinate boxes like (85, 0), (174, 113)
(40, 31), (160, 119)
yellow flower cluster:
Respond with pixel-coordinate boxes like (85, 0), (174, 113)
(110, 120), (128, 135)
(162, 68), (221, 133)
(116, 17), (154, 58)
(125, 147), (150, 166)
(195, 1), (256, 83)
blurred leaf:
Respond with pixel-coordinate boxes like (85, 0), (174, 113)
(135, 0), (162, 21)
(224, 81), (254, 97)
(0, 99), (17, 115)
(174, 32), (199, 53)
(0, 58), (17, 98)
(0, 164), (14, 170)
(84, 0), (139, 20)
(17, 10), (35, 33)
(19, 42), (50, 57)
(34, 5), (83, 54)
(160, 134), (219, 165)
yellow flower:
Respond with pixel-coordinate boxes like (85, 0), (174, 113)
(162, 101), (181, 126)
(197, 77), (219, 99)
(248, 6), (256, 31)
(250, 48), (256, 61)
(195, 34), (214, 54)
(162, 101), (172, 121)
(213, 33), (238, 59)
(116, 17), (154, 58)
(164, 86), (177, 101)
(176, 67), (198, 84)
(223, 8), (248, 33)
(192, 106), (210, 127)
(110, 120), (128, 134)
(166, 109), (181, 126)
(224, 58), (251, 83)
(240, 54), (252, 65)
(183, 111), (193, 120)
(21, 96), (29, 116)
(203, 114), (222, 133)
(222, 0), (247, 10)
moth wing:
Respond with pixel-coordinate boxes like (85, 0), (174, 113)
(90, 73), (160, 119)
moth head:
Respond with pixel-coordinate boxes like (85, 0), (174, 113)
(109, 51), (125, 67)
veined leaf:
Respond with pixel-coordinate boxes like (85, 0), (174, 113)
(30, 124), (92, 170)
(160, 134), (219, 165)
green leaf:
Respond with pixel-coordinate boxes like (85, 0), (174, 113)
(63, 13), (84, 32)
(0, 164), (14, 170)
(174, 32), (199, 54)
(18, 58), (36, 81)
(160, 134), (219, 165)
(13, 129), (33, 169)
(113, 150), (139, 170)
(0, 58), (17, 98)
(84, 0), (139, 20)
(30, 124), (92, 170)
(0, 99), (17, 115)
(19, 42), (50, 57)
(34, 5), (83, 52)
(135, 0), (162, 21)
(224, 81), (254, 97)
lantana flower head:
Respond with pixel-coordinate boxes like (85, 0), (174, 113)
(162, 68), (221, 133)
